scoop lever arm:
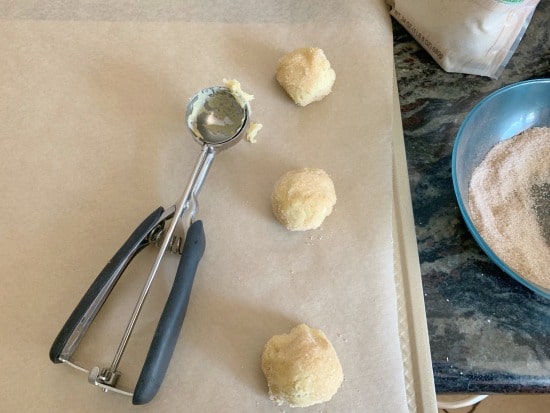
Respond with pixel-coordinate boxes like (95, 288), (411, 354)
(49, 207), (167, 364)
(133, 219), (206, 405)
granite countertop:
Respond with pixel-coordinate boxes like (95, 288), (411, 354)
(392, 3), (550, 394)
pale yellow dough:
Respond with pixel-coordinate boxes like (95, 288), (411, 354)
(246, 122), (263, 143)
(261, 324), (344, 408)
(272, 168), (336, 231)
(276, 47), (336, 106)
(222, 78), (254, 107)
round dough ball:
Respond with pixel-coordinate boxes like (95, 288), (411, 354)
(272, 168), (336, 231)
(261, 323), (344, 408)
(276, 47), (336, 106)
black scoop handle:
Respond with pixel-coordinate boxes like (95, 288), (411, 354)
(133, 220), (206, 405)
(49, 207), (165, 363)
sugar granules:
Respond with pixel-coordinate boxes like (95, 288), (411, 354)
(468, 127), (550, 289)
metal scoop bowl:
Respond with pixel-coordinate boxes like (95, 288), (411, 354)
(187, 85), (249, 147)
(49, 86), (250, 404)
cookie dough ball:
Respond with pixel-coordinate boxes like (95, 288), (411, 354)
(272, 168), (336, 231)
(261, 324), (344, 408)
(276, 47), (336, 106)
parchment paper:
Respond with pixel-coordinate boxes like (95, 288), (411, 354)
(0, 1), (410, 411)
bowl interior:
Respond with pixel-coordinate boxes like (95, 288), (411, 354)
(452, 79), (550, 298)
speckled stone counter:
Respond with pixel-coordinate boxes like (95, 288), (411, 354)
(392, 3), (550, 394)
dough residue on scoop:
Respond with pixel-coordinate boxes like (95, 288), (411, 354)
(223, 78), (254, 107)
(275, 47), (336, 106)
(261, 323), (344, 408)
(271, 168), (336, 231)
(223, 78), (263, 143)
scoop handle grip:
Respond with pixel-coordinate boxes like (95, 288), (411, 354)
(49, 207), (165, 363)
(133, 220), (205, 405)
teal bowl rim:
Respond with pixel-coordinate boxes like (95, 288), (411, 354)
(451, 78), (550, 300)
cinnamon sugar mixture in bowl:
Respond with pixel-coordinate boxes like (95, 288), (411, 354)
(452, 79), (550, 299)
(468, 127), (549, 290)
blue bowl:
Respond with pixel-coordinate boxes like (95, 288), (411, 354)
(452, 79), (550, 299)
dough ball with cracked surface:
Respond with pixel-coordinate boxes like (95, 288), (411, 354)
(276, 47), (336, 106)
(272, 168), (336, 231)
(261, 323), (344, 408)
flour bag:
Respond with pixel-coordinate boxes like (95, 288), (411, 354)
(387, 0), (541, 78)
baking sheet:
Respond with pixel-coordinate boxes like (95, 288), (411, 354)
(392, 80), (438, 413)
(0, 1), (433, 411)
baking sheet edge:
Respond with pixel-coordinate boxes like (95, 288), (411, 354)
(392, 73), (438, 413)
